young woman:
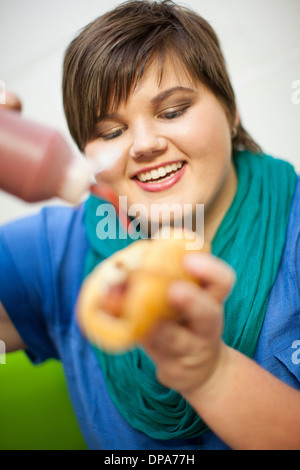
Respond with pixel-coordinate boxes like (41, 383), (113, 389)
(0, 0), (299, 450)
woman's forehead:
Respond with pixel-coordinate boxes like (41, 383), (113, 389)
(138, 54), (196, 88)
(104, 53), (198, 114)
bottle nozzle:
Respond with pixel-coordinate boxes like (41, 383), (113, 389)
(59, 156), (93, 204)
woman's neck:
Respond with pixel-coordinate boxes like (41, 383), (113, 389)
(204, 162), (238, 244)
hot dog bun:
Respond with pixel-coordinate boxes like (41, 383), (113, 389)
(76, 228), (209, 352)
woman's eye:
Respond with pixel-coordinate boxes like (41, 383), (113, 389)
(101, 128), (123, 141)
(161, 107), (188, 120)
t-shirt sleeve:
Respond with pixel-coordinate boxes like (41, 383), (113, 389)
(0, 210), (60, 363)
(290, 176), (300, 296)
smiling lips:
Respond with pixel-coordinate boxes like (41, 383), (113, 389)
(132, 161), (186, 192)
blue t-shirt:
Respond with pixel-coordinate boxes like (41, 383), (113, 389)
(0, 177), (299, 450)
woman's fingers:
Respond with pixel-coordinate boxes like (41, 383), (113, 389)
(0, 91), (22, 112)
(167, 280), (223, 338)
(182, 253), (236, 303)
(142, 281), (225, 393)
(141, 254), (233, 394)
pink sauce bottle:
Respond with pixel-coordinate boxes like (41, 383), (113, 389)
(0, 108), (92, 203)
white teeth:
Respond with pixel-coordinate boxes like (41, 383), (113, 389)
(158, 167), (167, 177)
(139, 173), (147, 182)
(136, 162), (184, 182)
(150, 169), (159, 180)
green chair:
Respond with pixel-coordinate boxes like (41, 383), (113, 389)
(0, 351), (87, 450)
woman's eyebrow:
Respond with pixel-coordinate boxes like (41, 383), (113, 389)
(97, 86), (196, 123)
(151, 86), (197, 104)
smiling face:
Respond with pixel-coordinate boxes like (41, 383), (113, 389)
(85, 57), (237, 240)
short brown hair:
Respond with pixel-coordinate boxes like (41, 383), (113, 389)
(63, 0), (261, 154)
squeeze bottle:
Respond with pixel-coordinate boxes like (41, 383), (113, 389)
(0, 109), (92, 203)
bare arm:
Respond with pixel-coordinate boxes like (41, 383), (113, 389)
(185, 343), (300, 450)
(0, 301), (26, 352)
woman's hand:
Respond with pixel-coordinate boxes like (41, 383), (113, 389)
(141, 252), (235, 398)
(142, 254), (300, 450)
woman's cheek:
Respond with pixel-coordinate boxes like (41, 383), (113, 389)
(95, 172), (120, 192)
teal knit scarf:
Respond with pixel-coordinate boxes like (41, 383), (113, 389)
(82, 151), (297, 440)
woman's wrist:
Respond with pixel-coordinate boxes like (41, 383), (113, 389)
(181, 341), (233, 409)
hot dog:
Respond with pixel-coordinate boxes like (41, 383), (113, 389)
(76, 228), (209, 352)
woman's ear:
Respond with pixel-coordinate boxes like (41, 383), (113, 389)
(234, 108), (240, 128)
(231, 108), (240, 138)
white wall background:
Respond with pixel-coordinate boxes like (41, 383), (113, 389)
(0, 0), (299, 225)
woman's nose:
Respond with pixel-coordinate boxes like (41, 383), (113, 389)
(129, 121), (167, 159)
